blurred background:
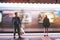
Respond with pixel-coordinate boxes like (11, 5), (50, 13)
(0, 1), (60, 33)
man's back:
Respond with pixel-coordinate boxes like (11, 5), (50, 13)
(43, 16), (50, 27)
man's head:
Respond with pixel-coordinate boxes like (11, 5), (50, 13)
(14, 12), (18, 17)
(45, 15), (48, 18)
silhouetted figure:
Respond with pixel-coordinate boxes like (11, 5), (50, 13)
(12, 12), (21, 38)
(43, 15), (50, 36)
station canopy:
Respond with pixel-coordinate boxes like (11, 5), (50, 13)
(0, 3), (60, 11)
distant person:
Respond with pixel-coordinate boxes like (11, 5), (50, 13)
(38, 14), (42, 22)
(43, 15), (50, 36)
(12, 12), (21, 38)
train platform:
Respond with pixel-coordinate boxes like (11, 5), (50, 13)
(0, 33), (60, 40)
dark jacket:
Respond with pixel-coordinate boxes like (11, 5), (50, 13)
(43, 17), (50, 27)
(12, 17), (21, 25)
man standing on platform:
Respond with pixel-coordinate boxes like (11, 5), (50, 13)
(12, 12), (21, 38)
(43, 15), (50, 36)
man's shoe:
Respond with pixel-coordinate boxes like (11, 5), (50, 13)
(18, 36), (22, 38)
(14, 36), (16, 39)
(44, 35), (48, 36)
